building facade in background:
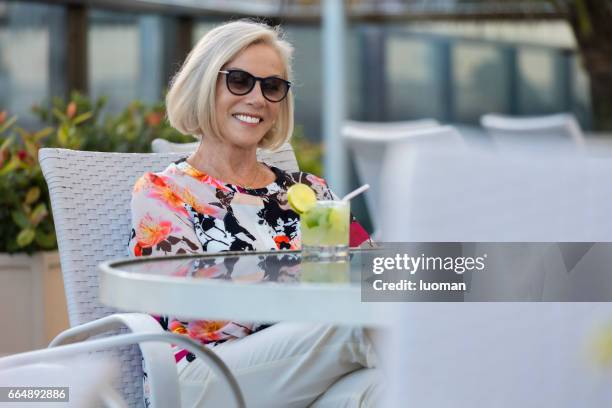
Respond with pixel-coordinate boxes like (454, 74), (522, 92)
(0, 0), (591, 137)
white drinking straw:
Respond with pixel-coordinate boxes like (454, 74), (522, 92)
(341, 184), (370, 202)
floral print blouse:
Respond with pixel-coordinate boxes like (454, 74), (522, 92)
(128, 158), (370, 368)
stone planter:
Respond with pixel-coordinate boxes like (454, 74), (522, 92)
(0, 251), (69, 355)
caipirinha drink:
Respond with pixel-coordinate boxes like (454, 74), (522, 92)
(287, 183), (350, 258)
(301, 201), (349, 254)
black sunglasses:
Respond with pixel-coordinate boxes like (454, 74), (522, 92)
(219, 69), (291, 103)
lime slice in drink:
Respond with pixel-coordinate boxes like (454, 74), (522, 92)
(328, 207), (347, 229)
(287, 183), (317, 214)
(303, 208), (322, 228)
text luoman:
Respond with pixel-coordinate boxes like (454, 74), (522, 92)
(372, 280), (466, 291)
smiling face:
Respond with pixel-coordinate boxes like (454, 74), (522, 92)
(214, 42), (285, 149)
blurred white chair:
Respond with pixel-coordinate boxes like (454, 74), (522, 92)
(343, 123), (462, 239)
(379, 147), (612, 408)
(0, 353), (122, 407)
(344, 119), (440, 136)
(481, 112), (585, 149)
(380, 147), (612, 302)
(386, 303), (612, 408)
(0, 332), (239, 408)
(380, 148), (612, 242)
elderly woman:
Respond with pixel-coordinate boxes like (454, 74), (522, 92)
(128, 20), (379, 407)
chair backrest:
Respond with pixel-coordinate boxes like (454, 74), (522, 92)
(481, 113), (584, 149)
(151, 138), (199, 153)
(39, 146), (300, 406)
(343, 119), (440, 136)
(40, 150), (184, 327)
(380, 147), (612, 242)
(151, 138), (300, 171)
(343, 124), (462, 238)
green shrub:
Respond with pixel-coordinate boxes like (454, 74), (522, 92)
(0, 119), (56, 253)
(0, 92), (192, 253)
(290, 125), (323, 177)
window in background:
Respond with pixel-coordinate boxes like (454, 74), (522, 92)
(88, 9), (138, 115)
(386, 35), (442, 121)
(285, 26), (322, 141)
(193, 20), (220, 43)
(346, 26), (362, 124)
(406, 20), (575, 49)
(518, 47), (564, 115)
(572, 54), (591, 130)
(0, 1), (56, 128)
(283, 25), (361, 142)
(453, 42), (508, 123)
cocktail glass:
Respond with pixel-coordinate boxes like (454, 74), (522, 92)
(300, 200), (350, 259)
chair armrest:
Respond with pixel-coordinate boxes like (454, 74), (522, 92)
(49, 313), (179, 408)
(4, 332), (245, 408)
(49, 313), (163, 347)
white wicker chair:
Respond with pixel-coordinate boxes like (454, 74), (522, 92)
(151, 138), (199, 153)
(342, 123), (462, 239)
(40, 149), (188, 407)
(151, 138), (299, 170)
(480, 112), (585, 149)
(37, 148), (303, 407)
(0, 332), (243, 408)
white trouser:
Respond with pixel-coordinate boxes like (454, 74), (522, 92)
(178, 323), (379, 408)
(310, 367), (383, 408)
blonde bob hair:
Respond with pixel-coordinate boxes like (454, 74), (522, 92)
(166, 19), (294, 151)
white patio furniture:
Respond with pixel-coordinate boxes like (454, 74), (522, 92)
(151, 138), (198, 153)
(480, 112), (585, 150)
(380, 146), (612, 303)
(380, 148), (612, 242)
(100, 250), (391, 327)
(343, 118), (440, 136)
(386, 303), (612, 408)
(0, 332), (241, 408)
(379, 147), (612, 407)
(0, 350), (123, 407)
(342, 123), (462, 239)
(151, 138), (299, 171)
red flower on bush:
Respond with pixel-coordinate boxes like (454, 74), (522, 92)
(146, 112), (163, 127)
(66, 102), (77, 119)
(17, 150), (27, 161)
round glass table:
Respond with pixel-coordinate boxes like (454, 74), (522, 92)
(99, 249), (390, 326)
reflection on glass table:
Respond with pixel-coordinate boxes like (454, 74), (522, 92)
(100, 249), (389, 327)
